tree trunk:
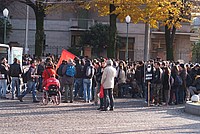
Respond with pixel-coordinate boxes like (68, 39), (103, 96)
(165, 25), (176, 61)
(107, 4), (117, 59)
(34, 2), (45, 57)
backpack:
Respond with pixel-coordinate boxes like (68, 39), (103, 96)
(57, 64), (63, 76)
(65, 65), (76, 77)
(86, 65), (94, 79)
(174, 75), (183, 86)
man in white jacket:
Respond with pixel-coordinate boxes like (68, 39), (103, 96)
(101, 59), (116, 111)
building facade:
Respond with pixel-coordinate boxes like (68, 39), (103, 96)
(4, 1), (195, 62)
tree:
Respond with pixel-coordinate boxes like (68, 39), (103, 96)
(80, 23), (110, 57)
(83, 0), (168, 58)
(192, 42), (200, 62)
(84, 0), (122, 58)
(18, 0), (47, 57)
(106, 0), (192, 61)
(4, 0), (83, 57)
(162, 1), (192, 61)
(0, 0), (47, 56)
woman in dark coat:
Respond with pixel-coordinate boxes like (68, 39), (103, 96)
(162, 66), (171, 106)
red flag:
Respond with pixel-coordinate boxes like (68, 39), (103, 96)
(56, 49), (76, 70)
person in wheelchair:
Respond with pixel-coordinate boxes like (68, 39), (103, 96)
(43, 74), (60, 95)
(42, 74), (61, 105)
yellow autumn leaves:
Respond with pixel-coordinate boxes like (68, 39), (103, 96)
(84, 0), (193, 29)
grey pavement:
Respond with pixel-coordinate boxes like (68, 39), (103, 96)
(0, 92), (200, 134)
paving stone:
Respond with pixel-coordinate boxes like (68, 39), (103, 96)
(0, 93), (200, 134)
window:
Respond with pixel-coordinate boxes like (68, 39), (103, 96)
(71, 35), (81, 47)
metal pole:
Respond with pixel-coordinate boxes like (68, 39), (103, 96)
(126, 23), (129, 62)
(147, 81), (150, 107)
(144, 23), (150, 61)
(25, 5), (29, 54)
(4, 17), (6, 44)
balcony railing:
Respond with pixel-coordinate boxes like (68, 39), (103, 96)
(69, 18), (95, 31)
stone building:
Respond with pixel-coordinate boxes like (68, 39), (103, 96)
(2, 1), (195, 62)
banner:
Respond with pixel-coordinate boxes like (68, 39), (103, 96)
(56, 49), (76, 70)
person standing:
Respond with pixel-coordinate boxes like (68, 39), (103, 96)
(95, 60), (106, 110)
(101, 59), (116, 111)
(83, 59), (94, 103)
(18, 60), (39, 103)
(0, 57), (9, 99)
(116, 60), (127, 97)
(56, 60), (67, 93)
(62, 59), (76, 103)
(162, 66), (171, 106)
(74, 58), (84, 98)
(151, 62), (163, 106)
(37, 58), (45, 92)
(9, 58), (22, 99)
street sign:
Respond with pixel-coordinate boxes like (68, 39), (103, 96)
(145, 64), (153, 81)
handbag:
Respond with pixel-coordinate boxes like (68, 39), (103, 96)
(99, 85), (104, 98)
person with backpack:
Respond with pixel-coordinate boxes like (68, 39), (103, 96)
(83, 59), (94, 103)
(62, 58), (76, 103)
(9, 58), (22, 99)
(18, 60), (40, 103)
(42, 61), (56, 83)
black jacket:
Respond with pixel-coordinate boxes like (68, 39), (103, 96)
(152, 67), (162, 84)
(0, 63), (9, 79)
(9, 62), (22, 77)
(75, 63), (84, 78)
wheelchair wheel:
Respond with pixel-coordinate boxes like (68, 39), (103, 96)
(55, 91), (61, 105)
(42, 91), (49, 105)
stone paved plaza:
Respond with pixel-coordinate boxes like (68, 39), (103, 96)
(0, 93), (200, 134)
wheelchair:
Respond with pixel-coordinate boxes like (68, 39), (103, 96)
(42, 85), (61, 105)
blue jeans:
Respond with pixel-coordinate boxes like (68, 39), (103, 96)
(175, 86), (180, 104)
(0, 79), (7, 97)
(11, 77), (20, 99)
(74, 78), (83, 97)
(83, 79), (92, 101)
(21, 81), (37, 101)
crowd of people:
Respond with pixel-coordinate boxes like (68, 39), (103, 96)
(1, 54), (200, 111)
